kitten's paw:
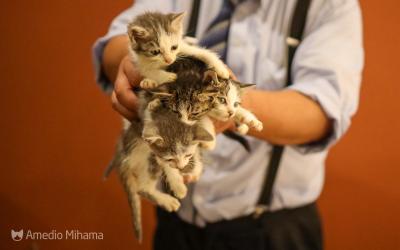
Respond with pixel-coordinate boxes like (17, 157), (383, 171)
(140, 78), (159, 89)
(165, 72), (177, 83)
(183, 173), (200, 183)
(237, 124), (249, 135)
(214, 64), (230, 79)
(249, 119), (263, 131)
(170, 183), (187, 199)
(200, 139), (216, 150)
(161, 196), (180, 212)
(147, 98), (161, 111)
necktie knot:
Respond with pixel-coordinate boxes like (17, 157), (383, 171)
(199, 0), (245, 61)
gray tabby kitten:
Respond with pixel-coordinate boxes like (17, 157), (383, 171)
(109, 107), (213, 242)
(127, 11), (230, 89)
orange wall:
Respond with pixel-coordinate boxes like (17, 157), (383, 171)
(0, 1), (399, 249)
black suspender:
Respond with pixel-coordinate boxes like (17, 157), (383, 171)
(188, 0), (312, 216)
(255, 0), (312, 216)
(187, 0), (201, 37)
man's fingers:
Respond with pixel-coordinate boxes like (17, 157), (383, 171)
(114, 72), (139, 112)
(123, 58), (142, 88)
(111, 91), (136, 120)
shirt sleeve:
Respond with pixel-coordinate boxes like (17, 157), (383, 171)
(288, 0), (364, 153)
(91, 0), (178, 92)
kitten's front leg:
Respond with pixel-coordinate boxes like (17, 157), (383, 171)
(179, 43), (230, 79)
(163, 166), (187, 199)
(147, 98), (162, 111)
(140, 70), (177, 89)
(138, 187), (181, 212)
(235, 107), (263, 132)
(182, 152), (203, 183)
(236, 123), (250, 135)
(197, 116), (216, 150)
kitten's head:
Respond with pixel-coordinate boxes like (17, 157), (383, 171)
(150, 75), (219, 125)
(142, 118), (212, 170)
(128, 12), (185, 67)
(205, 72), (256, 121)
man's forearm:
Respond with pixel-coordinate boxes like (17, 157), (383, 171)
(102, 35), (130, 84)
(242, 89), (331, 145)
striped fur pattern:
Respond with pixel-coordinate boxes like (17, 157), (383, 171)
(108, 112), (212, 242)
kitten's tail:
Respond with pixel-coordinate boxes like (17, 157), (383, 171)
(104, 119), (131, 180)
(130, 192), (142, 242)
(122, 174), (143, 243)
(103, 160), (115, 180)
(103, 139), (125, 180)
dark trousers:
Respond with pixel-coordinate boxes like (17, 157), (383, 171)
(153, 203), (323, 250)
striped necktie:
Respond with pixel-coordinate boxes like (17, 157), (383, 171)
(199, 0), (243, 62)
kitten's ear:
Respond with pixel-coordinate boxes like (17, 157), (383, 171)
(142, 125), (164, 146)
(231, 79), (256, 89)
(170, 12), (185, 33)
(128, 25), (150, 43)
(203, 70), (220, 86)
(143, 136), (163, 145)
(193, 126), (213, 142)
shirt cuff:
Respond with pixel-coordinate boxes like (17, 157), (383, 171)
(287, 78), (346, 154)
(92, 30), (127, 93)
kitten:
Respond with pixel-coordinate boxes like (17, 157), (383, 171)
(206, 73), (264, 135)
(144, 56), (263, 136)
(135, 56), (219, 150)
(109, 108), (212, 242)
(127, 11), (229, 89)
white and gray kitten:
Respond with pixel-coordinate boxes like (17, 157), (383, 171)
(127, 11), (229, 89)
(205, 72), (263, 135)
(109, 108), (212, 242)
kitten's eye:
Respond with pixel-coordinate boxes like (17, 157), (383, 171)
(171, 45), (178, 50)
(234, 102), (240, 107)
(165, 158), (174, 162)
(185, 154), (192, 158)
(218, 97), (226, 104)
(151, 50), (160, 56)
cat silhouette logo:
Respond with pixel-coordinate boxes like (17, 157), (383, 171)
(11, 229), (23, 241)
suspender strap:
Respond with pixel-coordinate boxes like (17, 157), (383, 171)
(256, 0), (312, 214)
(187, 0), (201, 37)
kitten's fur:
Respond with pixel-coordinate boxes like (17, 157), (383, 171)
(207, 76), (264, 134)
(144, 56), (263, 136)
(109, 108), (212, 242)
(127, 12), (229, 89)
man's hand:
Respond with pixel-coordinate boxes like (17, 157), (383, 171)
(102, 35), (141, 120)
(111, 55), (142, 120)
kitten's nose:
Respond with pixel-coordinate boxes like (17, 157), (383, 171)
(164, 57), (173, 64)
(228, 111), (234, 117)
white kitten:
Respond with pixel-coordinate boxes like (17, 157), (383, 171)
(127, 11), (229, 89)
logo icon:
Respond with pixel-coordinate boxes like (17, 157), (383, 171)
(11, 229), (23, 241)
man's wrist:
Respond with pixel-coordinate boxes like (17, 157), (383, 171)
(102, 35), (130, 84)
